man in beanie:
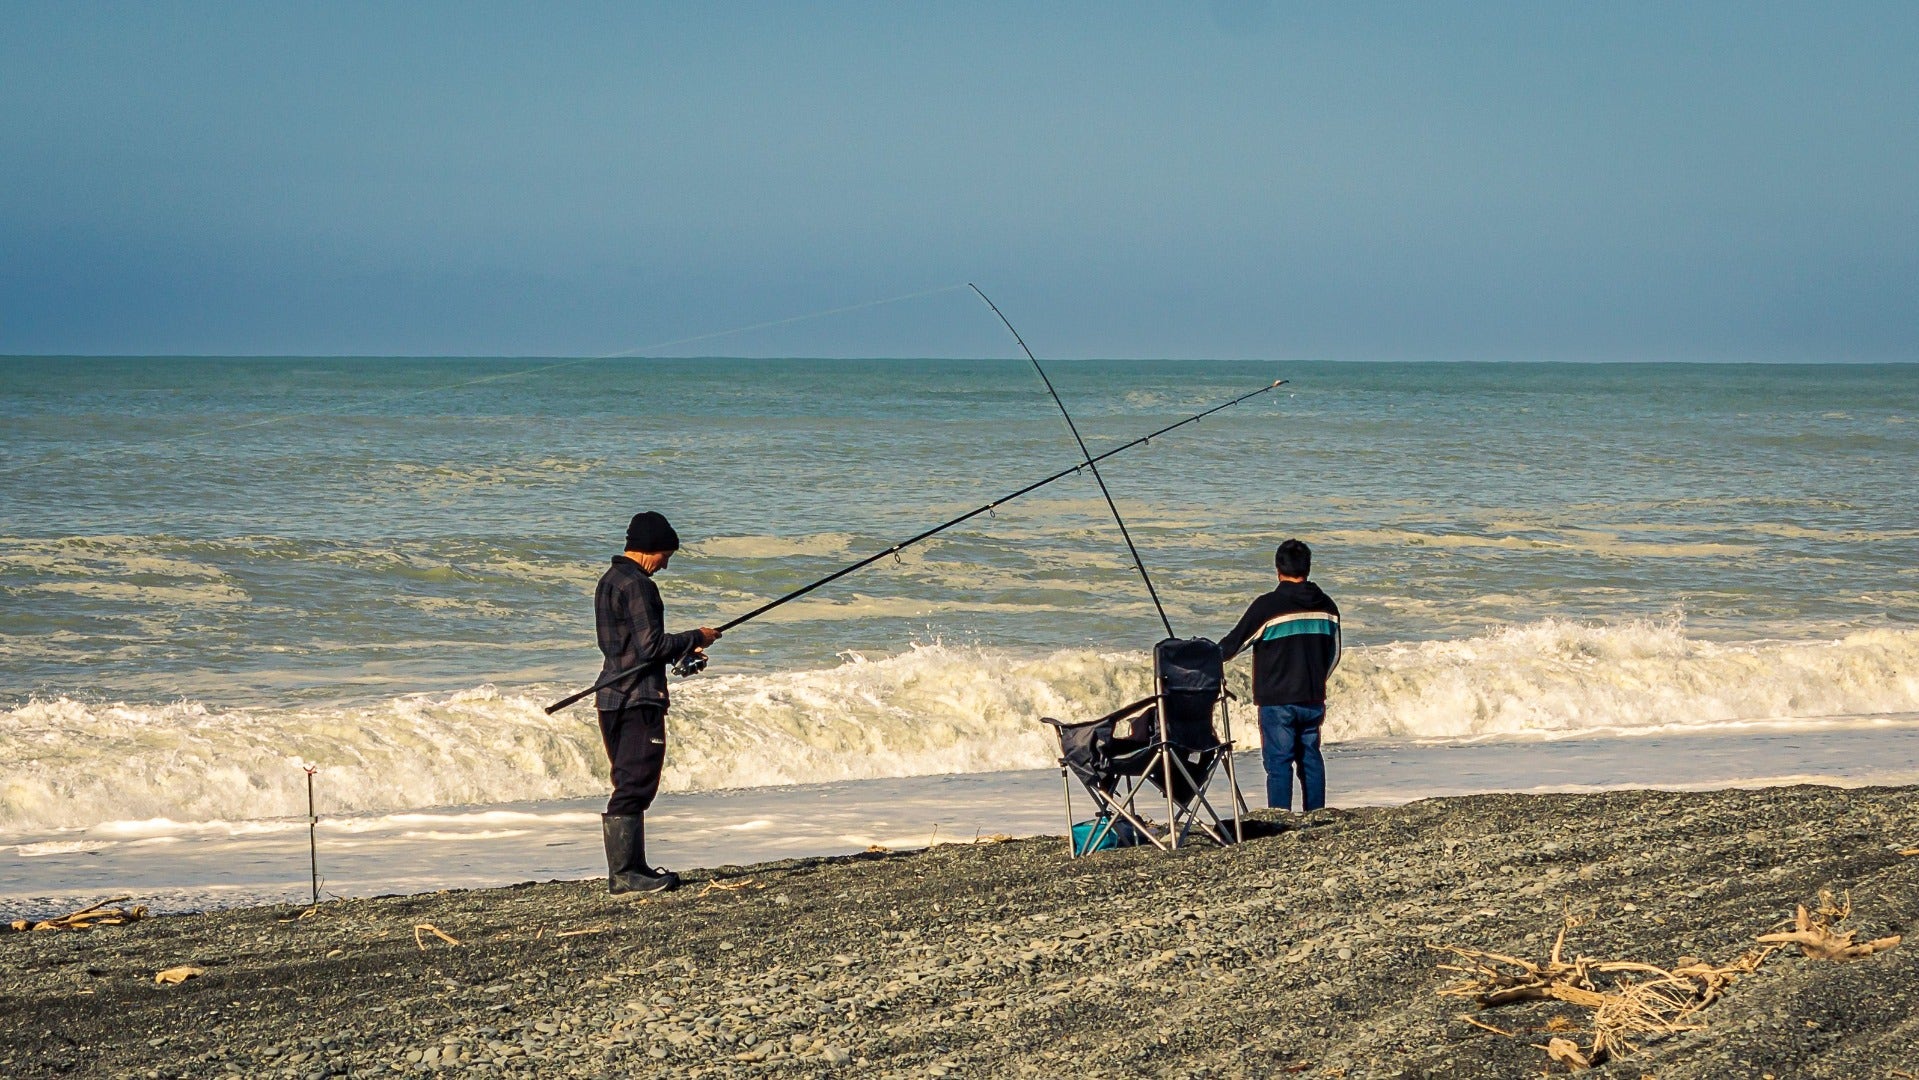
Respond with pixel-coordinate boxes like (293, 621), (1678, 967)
(593, 510), (720, 893)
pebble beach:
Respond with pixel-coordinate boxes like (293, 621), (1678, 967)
(5, 784), (1915, 1078)
(12, 13), (1919, 1080)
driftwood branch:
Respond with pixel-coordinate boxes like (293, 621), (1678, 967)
(1541, 1037), (1591, 1070)
(1436, 928), (1773, 1071)
(7, 896), (147, 933)
(1756, 892), (1901, 961)
(1437, 888), (1903, 1073)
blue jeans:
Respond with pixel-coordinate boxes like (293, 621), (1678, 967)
(1259, 704), (1326, 812)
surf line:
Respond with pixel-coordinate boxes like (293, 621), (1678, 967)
(0, 283), (973, 477)
(545, 374), (1286, 714)
(968, 283), (1175, 639)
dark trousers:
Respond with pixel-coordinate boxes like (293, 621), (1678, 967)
(599, 704), (666, 817)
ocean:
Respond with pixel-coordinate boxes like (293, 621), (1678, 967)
(5, 357), (1918, 910)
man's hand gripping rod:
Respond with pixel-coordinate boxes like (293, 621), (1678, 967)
(544, 378), (1287, 714)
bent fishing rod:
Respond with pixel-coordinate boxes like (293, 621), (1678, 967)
(543, 376), (1286, 714)
(969, 283), (1175, 639)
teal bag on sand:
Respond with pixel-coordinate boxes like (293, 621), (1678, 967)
(1071, 816), (1142, 856)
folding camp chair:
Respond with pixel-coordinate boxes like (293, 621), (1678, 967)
(1041, 637), (1246, 855)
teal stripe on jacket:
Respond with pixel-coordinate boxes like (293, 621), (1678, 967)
(1256, 618), (1338, 641)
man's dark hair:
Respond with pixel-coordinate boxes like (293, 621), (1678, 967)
(1275, 538), (1311, 578)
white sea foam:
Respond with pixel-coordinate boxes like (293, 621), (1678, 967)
(5, 621), (1919, 834)
(689, 533), (860, 560)
(1330, 620), (1919, 741)
(0, 689), (608, 835)
(1310, 527), (1753, 559)
(12, 839), (112, 857)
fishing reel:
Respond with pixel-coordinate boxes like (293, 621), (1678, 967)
(670, 648), (708, 678)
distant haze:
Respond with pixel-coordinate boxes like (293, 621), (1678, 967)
(3, 2), (1915, 360)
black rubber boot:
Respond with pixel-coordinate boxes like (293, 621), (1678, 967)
(602, 814), (679, 895)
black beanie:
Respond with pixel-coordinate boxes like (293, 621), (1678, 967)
(625, 511), (681, 552)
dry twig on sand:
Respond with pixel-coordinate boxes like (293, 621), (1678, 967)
(1436, 926), (1773, 1071)
(413, 923), (461, 950)
(7, 896), (147, 933)
(698, 877), (762, 897)
(1456, 1015), (1515, 1037)
(1756, 889), (1902, 961)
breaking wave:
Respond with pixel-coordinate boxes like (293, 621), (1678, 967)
(5, 620), (1919, 833)
(1332, 620), (1919, 740)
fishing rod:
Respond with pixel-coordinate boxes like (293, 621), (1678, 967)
(969, 283), (1176, 638)
(543, 375), (1287, 714)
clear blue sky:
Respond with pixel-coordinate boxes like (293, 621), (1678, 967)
(3, 2), (1915, 360)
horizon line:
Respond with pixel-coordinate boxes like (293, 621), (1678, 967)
(4, 354), (1916, 365)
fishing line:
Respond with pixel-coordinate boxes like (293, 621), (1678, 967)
(968, 283), (1177, 639)
(0, 282), (972, 477)
(545, 375), (1286, 713)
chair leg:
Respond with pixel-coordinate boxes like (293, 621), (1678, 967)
(1108, 801), (1166, 851)
(1060, 767), (1079, 857)
(1108, 771), (1172, 851)
(1161, 753), (1194, 847)
(1083, 788), (1133, 854)
(1165, 754), (1215, 847)
(1188, 787), (1232, 845)
(1219, 698), (1248, 833)
(1162, 751), (1179, 850)
(1071, 776), (1146, 856)
(1220, 745), (1245, 842)
(1163, 754), (1239, 848)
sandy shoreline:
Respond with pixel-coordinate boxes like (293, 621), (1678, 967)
(4, 784), (1915, 1078)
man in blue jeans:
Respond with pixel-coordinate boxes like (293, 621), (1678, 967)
(1218, 539), (1342, 812)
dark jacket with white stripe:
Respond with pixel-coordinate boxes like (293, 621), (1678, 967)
(594, 556), (702, 711)
(1218, 580), (1342, 707)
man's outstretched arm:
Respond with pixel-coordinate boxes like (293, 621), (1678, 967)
(1218, 600), (1264, 662)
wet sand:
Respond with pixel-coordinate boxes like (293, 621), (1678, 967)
(4, 784), (1916, 1078)
(12, 720), (1919, 917)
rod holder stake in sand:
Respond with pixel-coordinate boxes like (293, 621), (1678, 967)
(304, 766), (319, 908)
